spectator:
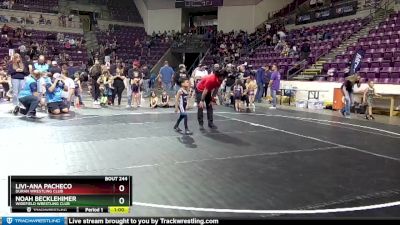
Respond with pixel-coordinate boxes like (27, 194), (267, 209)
(263, 66), (271, 98)
(255, 66), (265, 103)
(67, 61), (77, 78)
(68, 14), (74, 27)
(192, 63), (208, 88)
(49, 61), (61, 75)
(300, 39), (311, 62)
(159, 91), (170, 108)
(111, 63), (125, 106)
(8, 53), (28, 114)
(289, 45), (298, 57)
(69, 38), (76, 46)
(57, 32), (64, 42)
(141, 64), (150, 95)
(23, 29), (32, 38)
(60, 70), (75, 108)
(265, 22), (271, 32)
(43, 72), (69, 115)
(0, 67), (10, 102)
(25, 15), (34, 24)
(149, 91), (158, 109)
(39, 14), (45, 25)
(28, 42), (39, 59)
(277, 30), (286, 40)
(64, 40), (71, 49)
(1, 24), (10, 38)
(17, 69), (41, 118)
(268, 64), (281, 109)
(173, 64), (188, 89)
(341, 74), (361, 118)
(266, 34), (272, 46)
(158, 61), (174, 92)
(89, 60), (102, 105)
(33, 55), (49, 74)
(134, 38), (141, 47)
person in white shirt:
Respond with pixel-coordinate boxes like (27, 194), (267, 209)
(193, 64), (208, 82)
(69, 38), (75, 46)
(56, 71), (75, 108)
(18, 44), (26, 55)
(192, 64), (208, 107)
(265, 23), (271, 32)
(277, 31), (286, 40)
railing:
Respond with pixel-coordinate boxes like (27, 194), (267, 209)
(241, 33), (269, 56)
(171, 35), (209, 53)
(286, 60), (306, 80)
(188, 53), (203, 76)
(196, 43), (212, 65)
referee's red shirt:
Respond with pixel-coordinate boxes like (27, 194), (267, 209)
(196, 74), (222, 92)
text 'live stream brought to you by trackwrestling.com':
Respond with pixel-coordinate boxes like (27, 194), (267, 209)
(1, 217), (222, 225)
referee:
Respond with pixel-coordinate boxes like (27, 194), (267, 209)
(196, 66), (227, 130)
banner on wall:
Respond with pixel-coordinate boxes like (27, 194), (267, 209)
(296, 1), (357, 25)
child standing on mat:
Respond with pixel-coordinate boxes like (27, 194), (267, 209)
(246, 74), (257, 111)
(174, 78), (193, 135)
(233, 79), (243, 112)
(130, 73), (141, 108)
(363, 81), (381, 120)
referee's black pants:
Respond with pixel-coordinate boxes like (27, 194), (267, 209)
(196, 89), (213, 127)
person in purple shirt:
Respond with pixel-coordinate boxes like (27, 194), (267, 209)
(268, 64), (280, 109)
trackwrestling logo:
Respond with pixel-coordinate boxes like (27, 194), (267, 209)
(2, 217), (65, 225)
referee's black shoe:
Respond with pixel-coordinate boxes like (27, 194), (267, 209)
(199, 124), (205, 131)
(208, 123), (218, 130)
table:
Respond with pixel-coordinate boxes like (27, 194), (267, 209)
(354, 92), (400, 117)
(279, 89), (329, 105)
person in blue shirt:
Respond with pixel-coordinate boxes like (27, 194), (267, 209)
(158, 61), (174, 92)
(18, 70), (41, 118)
(255, 66), (266, 103)
(44, 73), (69, 115)
(33, 55), (49, 74)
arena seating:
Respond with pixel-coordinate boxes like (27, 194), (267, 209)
(95, 25), (170, 66)
(203, 18), (363, 79)
(12, 0), (59, 13)
(107, 0), (142, 23)
(0, 30), (88, 65)
(324, 12), (400, 84)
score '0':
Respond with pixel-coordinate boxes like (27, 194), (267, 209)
(119, 185), (125, 192)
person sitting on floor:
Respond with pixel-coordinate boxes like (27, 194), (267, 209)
(43, 72), (69, 115)
(149, 91), (158, 109)
(159, 91), (170, 108)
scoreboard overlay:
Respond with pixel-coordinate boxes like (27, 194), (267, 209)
(8, 176), (132, 213)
